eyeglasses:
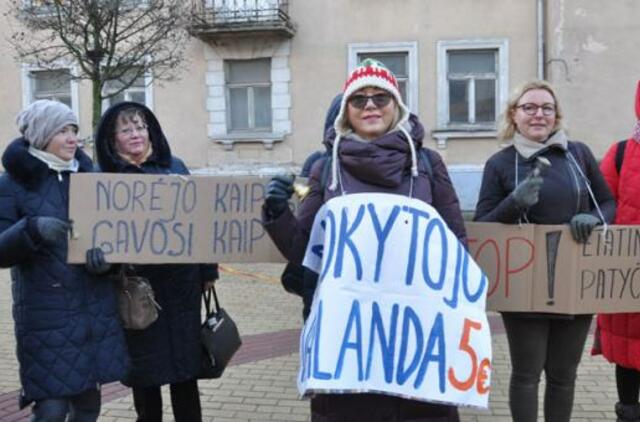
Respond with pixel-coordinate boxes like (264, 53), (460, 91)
(117, 125), (148, 137)
(516, 103), (557, 116)
(348, 93), (393, 110)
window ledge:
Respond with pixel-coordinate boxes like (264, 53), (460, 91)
(213, 133), (285, 151)
(431, 128), (497, 149)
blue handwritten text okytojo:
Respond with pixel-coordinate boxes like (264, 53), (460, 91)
(315, 202), (487, 309)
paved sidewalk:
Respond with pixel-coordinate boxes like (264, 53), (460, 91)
(0, 265), (618, 421)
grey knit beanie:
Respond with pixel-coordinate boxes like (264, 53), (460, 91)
(16, 100), (78, 150)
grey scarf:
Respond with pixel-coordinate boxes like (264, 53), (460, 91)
(512, 130), (568, 159)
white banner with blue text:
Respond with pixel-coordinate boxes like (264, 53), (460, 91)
(300, 193), (492, 408)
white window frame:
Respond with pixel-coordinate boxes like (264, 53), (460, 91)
(205, 40), (292, 150)
(21, 64), (80, 117)
(224, 58), (272, 134)
(436, 38), (509, 132)
(102, 69), (154, 111)
(348, 41), (419, 113)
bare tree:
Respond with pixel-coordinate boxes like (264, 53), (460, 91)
(6, 0), (193, 129)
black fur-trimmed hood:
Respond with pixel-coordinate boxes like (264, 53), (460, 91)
(1, 137), (93, 187)
(94, 102), (172, 173)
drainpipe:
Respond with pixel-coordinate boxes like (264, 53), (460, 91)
(536, 0), (546, 80)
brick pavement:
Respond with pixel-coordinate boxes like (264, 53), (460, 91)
(0, 265), (618, 421)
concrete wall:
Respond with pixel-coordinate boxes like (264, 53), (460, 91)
(547, 0), (640, 158)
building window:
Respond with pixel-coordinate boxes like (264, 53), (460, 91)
(348, 42), (418, 112)
(29, 69), (73, 107)
(356, 52), (408, 104)
(437, 39), (509, 131)
(225, 58), (272, 133)
(447, 49), (497, 124)
(103, 69), (152, 109)
(22, 66), (80, 117)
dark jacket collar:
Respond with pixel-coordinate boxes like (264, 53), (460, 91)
(94, 102), (172, 173)
(1, 137), (93, 187)
(322, 114), (426, 188)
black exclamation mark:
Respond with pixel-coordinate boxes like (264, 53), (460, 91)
(545, 231), (562, 305)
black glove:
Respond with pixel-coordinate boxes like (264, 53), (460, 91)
(265, 174), (295, 218)
(569, 213), (600, 243)
(30, 216), (71, 244)
(85, 247), (111, 275)
(511, 175), (543, 209)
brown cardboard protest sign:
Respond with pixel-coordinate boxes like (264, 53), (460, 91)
(467, 223), (535, 312)
(467, 222), (640, 314)
(68, 173), (285, 264)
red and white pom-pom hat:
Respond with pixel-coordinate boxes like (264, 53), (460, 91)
(329, 58), (417, 191)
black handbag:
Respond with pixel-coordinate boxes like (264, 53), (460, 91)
(200, 285), (242, 379)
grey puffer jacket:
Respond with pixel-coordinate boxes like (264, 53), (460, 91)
(474, 140), (615, 224)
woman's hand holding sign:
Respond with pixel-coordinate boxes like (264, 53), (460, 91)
(265, 175), (295, 218)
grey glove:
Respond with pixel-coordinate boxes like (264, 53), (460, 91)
(511, 175), (543, 209)
(85, 247), (111, 275)
(265, 174), (295, 218)
(570, 213), (600, 243)
(32, 216), (70, 244)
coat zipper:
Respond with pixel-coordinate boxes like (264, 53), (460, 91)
(565, 154), (582, 214)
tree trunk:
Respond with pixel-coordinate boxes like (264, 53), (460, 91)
(90, 77), (102, 160)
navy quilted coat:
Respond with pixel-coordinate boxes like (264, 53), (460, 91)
(0, 139), (129, 408)
(95, 102), (219, 387)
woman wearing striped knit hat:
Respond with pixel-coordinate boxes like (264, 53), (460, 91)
(263, 59), (465, 421)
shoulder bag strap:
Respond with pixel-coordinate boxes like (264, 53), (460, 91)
(202, 285), (221, 314)
(212, 285), (222, 313)
(203, 288), (213, 314)
(616, 140), (628, 174)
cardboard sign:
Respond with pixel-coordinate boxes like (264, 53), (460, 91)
(467, 222), (640, 314)
(68, 173), (285, 264)
(300, 193), (492, 409)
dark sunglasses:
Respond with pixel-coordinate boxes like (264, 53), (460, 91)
(348, 93), (393, 109)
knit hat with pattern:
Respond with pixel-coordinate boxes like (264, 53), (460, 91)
(334, 58), (410, 136)
(329, 58), (417, 191)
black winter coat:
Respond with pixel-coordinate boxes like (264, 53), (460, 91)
(474, 141), (615, 225)
(0, 139), (128, 408)
(95, 102), (219, 387)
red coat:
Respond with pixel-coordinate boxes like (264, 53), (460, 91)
(596, 138), (640, 369)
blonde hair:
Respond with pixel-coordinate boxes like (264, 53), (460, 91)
(497, 80), (564, 141)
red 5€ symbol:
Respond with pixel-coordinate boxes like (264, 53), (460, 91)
(447, 318), (491, 394)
